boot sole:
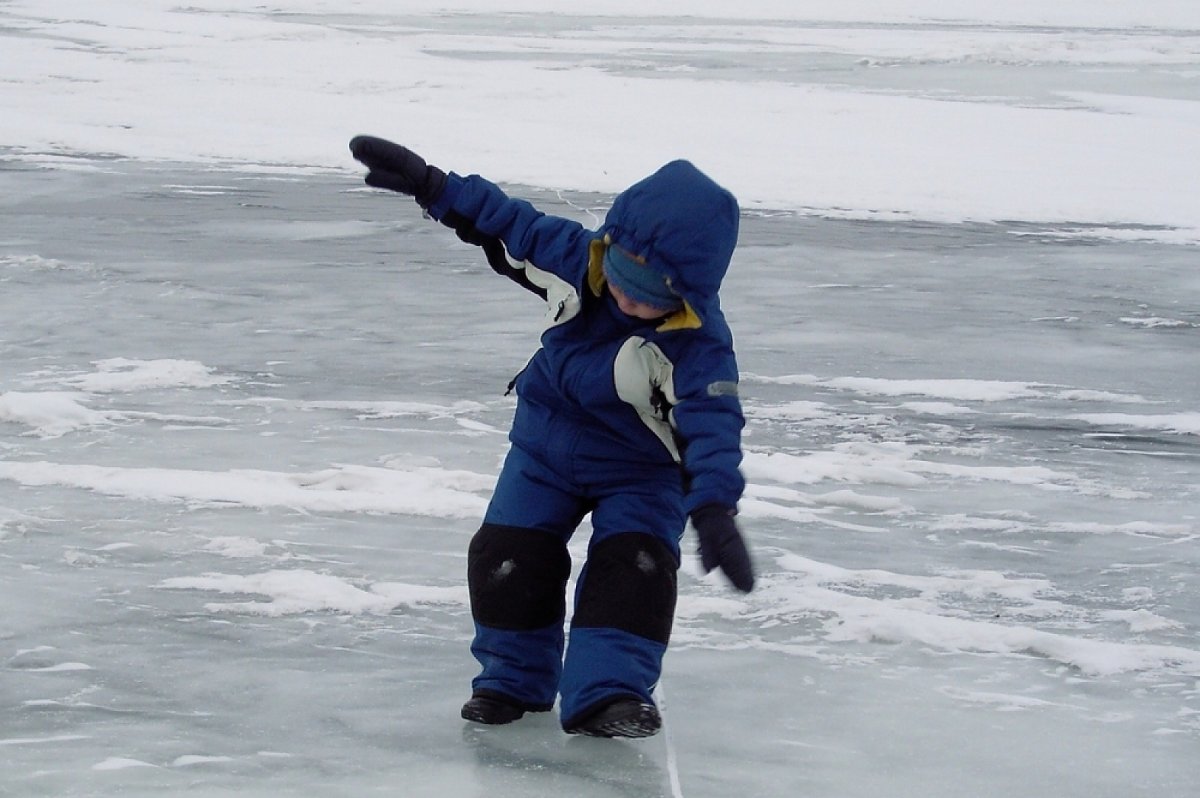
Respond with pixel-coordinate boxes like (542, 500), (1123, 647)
(567, 703), (661, 738)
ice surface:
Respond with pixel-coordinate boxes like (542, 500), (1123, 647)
(3, 159), (1196, 798)
(2, 4), (1199, 798)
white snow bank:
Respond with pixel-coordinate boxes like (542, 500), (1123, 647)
(3, 1), (1198, 241)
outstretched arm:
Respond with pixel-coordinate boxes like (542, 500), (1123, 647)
(349, 135), (591, 288)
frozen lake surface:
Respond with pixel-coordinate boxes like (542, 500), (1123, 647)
(1, 160), (1197, 797)
(2, 2), (1199, 796)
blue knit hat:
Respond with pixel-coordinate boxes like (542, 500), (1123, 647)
(603, 246), (682, 311)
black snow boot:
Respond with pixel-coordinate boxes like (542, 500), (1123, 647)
(565, 697), (662, 739)
(461, 694), (527, 725)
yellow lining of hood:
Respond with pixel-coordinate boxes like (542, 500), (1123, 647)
(588, 238), (607, 298)
(590, 237), (702, 332)
(655, 299), (701, 332)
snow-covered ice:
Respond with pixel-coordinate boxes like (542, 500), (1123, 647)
(2, 3), (1198, 797)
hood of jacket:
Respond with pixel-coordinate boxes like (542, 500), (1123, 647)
(596, 160), (739, 329)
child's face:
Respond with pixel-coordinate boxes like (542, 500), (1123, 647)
(606, 280), (673, 320)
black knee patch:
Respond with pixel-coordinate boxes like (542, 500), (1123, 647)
(573, 533), (678, 644)
(468, 523), (571, 631)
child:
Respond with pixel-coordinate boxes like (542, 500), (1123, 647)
(350, 136), (754, 739)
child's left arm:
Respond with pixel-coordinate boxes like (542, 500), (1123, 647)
(349, 135), (592, 286)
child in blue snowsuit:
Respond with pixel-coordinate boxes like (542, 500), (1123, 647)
(350, 136), (754, 739)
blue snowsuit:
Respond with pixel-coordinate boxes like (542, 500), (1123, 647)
(425, 160), (745, 729)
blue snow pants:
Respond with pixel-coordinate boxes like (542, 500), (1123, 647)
(467, 443), (684, 729)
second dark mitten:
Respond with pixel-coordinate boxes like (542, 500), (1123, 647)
(691, 504), (755, 593)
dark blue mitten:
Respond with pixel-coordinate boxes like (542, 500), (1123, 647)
(349, 135), (447, 208)
(691, 505), (755, 593)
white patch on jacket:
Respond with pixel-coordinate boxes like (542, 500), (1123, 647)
(520, 259), (581, 328)
(613, 336), (680, 461)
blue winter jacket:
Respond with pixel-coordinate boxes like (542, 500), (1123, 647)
(426, 161), (745, 514)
